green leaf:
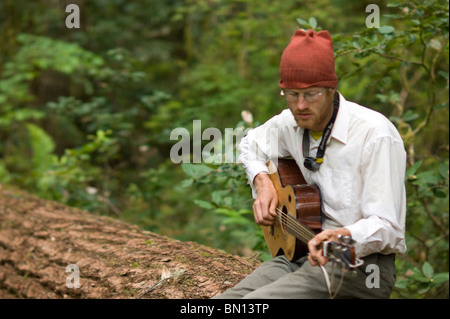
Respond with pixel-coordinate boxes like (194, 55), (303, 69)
(410, 268), (430, 283)
(211, 190), (228, 206)
(180, 179), (193, 188)
(296, 18), (308, 26)
(402, 110), (420, 122)
(378, 26), (395, 34)
(418, 285), (431, 294)
(438, 162), (449, 179)
(181, 163), (214, 178)
(438, 70), (449, 80)
(26, 123), (55, 172)
(406, 160), (422, 177)
(435, 102), (449, 110)
(414, 170), (441, 186)
(215, 208), (250, 226)
(429, 39), (442, 51)
(352, 41), (361, 50)
(409, 34), (417, 43)
(309, 17), (318, 29)
(394, 279), (409, 289)
(433, 273), (449, 284)
(387, 3), (404, 7)
(422, 262), (434, 279)
(193, 199), (215, 210)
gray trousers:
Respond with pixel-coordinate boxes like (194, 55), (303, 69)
(213, 253), (396, 299)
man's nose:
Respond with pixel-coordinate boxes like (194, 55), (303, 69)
(296, 96), (308, 111)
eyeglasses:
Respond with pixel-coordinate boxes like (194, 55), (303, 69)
(281, 89), (327, 103)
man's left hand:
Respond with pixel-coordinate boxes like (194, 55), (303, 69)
(307, 228), (352, 267)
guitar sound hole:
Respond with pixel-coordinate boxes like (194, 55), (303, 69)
(281, 206), (288, 234)
(288, 195), (292, 203)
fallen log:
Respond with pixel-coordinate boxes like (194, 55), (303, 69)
(0, 185), (259, 299)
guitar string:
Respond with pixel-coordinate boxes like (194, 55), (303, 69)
(275, 208), (316, 243)
(283, 219), (314, 242)
(276, 207), (315, 239)
(277, 210), (314, 242)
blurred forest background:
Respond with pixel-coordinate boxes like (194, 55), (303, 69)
(0, 0), (448, 298)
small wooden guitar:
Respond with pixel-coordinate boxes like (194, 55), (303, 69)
(262, 158), (362, 269)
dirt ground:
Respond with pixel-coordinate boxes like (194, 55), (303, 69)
(0, 185), (260, 299)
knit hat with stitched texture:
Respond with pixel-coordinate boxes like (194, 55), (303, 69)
(279, 29), (338, 89)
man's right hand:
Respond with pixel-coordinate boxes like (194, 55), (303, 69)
(252, 172), (278, 226)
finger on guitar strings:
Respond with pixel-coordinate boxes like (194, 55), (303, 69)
(308, 237), (329, 266)
(253, 205), (273, 226)
(268, 198), (278, 218)
(261, 212), (276, 226)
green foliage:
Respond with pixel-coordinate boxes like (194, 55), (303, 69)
(34, 130), (117, 205)
(0, 0), (448, 298)
(179, 156), (261, 255)
(396, 158), (449, 298)
(395, 261), (449, 296)
(26, 123), (55, 172)
(179, 0), (450, 297)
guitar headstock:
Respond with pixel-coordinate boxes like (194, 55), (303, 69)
(323, 236), (364, 270)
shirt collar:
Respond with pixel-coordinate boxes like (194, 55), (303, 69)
(329, 92), (349, 145)
(294, 92), (349, 145)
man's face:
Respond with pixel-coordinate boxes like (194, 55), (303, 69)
(284, 87), (335, 132)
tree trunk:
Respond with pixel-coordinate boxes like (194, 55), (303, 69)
(0, 186), (259, 299)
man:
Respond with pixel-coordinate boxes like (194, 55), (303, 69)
(215, 29), (406, 299)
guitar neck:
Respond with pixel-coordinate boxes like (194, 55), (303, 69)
(276, 208), (316, 245)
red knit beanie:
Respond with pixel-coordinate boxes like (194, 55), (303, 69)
(279, 29), (338, 89)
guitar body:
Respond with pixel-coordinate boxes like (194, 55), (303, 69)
(262, 158), (322, 261)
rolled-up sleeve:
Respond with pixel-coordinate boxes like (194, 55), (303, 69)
(237, 110), (291, 198)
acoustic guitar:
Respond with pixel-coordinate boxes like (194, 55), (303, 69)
(262, 158), (362, 270)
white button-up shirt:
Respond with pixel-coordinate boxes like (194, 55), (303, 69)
(238, 93), (407, 257)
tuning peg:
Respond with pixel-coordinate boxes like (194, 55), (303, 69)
(338, 235), (355, 246)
